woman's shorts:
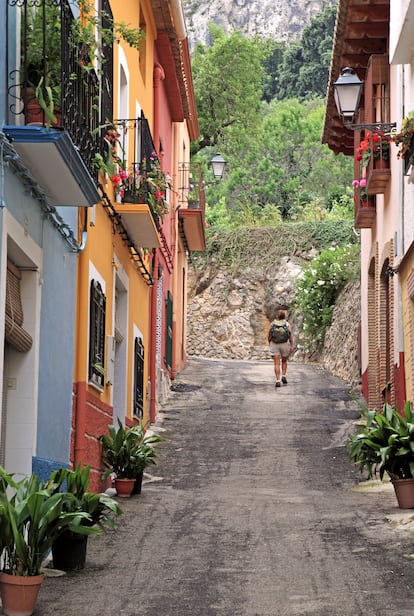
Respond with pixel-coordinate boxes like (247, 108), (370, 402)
(269, 340), (290, 358)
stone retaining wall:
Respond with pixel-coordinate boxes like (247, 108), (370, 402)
(187, 259), (361, 388)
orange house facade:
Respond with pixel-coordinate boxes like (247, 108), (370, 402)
(69, 0), (204, 490)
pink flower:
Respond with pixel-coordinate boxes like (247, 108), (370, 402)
(352, 180), (359, 187)
(359, 178), (367, 188)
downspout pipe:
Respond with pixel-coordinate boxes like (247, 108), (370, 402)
(153, 63), (165, 155)
(149, 251), (159, 423)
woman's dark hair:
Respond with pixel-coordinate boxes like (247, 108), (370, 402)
(277, 310), (287, 320)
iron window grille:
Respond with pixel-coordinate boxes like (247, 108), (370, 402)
(89, 279), (106, 388)
(165, 291), (173, 371)
(133, 336), (144, 418)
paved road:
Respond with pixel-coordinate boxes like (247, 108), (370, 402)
(36, 359), (414, 616)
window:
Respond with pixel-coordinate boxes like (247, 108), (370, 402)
(89, 279), (106, 388)
(133, 336), (144, 418)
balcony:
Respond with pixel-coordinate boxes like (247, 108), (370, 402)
(177, 163), (206, 251)
(5, 0), (112, 206)
(108, 118), (168, 248)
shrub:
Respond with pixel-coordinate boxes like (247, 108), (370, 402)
(294, 243), (360, 352)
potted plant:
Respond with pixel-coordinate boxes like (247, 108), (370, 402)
(0, 466), (96, 616)
(347, 400), (414, 508)
(22, 1), (61, 126)
(392, 112), (414, 173)
(355, 130), (390, 170)
(130, 421), (164, 494)
(47, 464), (122, 570)
(352, 177), (368, 205)
(98, 419), (163, 498)
(21, 0), (143, 127)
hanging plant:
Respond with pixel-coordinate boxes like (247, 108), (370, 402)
(392, 112), (414, 160)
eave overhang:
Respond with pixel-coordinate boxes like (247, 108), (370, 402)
(178, 209), (206, 251)
(322, 0), (390, 156)
(152, 0), (200, 140)
(3, 126), (100, 206)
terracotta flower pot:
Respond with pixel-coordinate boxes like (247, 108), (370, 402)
(0, 572), (44, 616)
(114, 477), (135, 498)
(392, 478), (414, 509)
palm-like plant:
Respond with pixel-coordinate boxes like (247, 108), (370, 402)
(0, 467), (95, 576)
(48, 464), (122, 531)
(98, 419), (163, 480)
(347, 400), (414, 480)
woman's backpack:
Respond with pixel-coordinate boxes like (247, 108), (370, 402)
(269, 320), (289, 343)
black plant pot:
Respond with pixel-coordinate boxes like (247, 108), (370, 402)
(132, 471), (144, 495)
(52, 531), (88, 571)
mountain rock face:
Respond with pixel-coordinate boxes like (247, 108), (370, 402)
(183, 0), (337, 49)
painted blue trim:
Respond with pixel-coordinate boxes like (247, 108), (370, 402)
(3, 126), (100, 205)
(32, 457), (70, 483)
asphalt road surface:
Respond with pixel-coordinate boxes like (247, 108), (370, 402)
(36, 358), (414, 616)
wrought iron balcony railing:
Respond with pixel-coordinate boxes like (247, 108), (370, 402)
(6, 0), (113, 180)
(110, 117), (169, 226)
(178, 162), (206, 216)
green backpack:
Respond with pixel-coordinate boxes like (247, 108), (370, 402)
(269, 319), (289, 343)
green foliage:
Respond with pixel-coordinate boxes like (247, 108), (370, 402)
(192, 24), (266, 153)
(294, 243), (360, 351)
(0, 467), (100, 576)
(202, 97), (353, 224)
(194, 220), (357, 275)
(347, 401), (414, 480)
(99, 419), (163, 480)
(275, 2), (337, 100)
(48, 464), (122, 532)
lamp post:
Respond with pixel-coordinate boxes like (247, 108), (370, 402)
(210, 153), (226, 180)
(333, 67), (396, 132)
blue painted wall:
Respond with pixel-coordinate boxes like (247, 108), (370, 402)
(1, 3), (80, 478)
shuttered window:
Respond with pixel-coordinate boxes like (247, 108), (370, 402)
(5, 260), (33, 353)
(89, 279), (106, 388)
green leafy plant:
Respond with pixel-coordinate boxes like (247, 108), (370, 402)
(347, 401), (414, 480)
(0, 467), (96, 576)
(48, 464), (122, 532)
(294, 243), (360, 352)
(22, 0), (144, 119)
(98, 419), (163, 481)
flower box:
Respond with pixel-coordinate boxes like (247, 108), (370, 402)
(355, 196), (376, 229)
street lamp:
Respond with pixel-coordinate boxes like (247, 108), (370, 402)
(333, 67), (396, 132)
(210, 153), (226, 180)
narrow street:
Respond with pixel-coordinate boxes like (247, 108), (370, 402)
(37, 358), (414, 616)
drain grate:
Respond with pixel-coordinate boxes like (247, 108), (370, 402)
(171, 382), (200, 393)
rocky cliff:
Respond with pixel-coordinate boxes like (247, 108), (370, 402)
(183, 0), (337, 49)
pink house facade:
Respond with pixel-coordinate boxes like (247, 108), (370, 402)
(323, 0), (414, 409)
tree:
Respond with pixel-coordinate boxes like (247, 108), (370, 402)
(191, 24), (266, 154)
(276, 2), (337, 100)
(204, 98), (353, 223)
